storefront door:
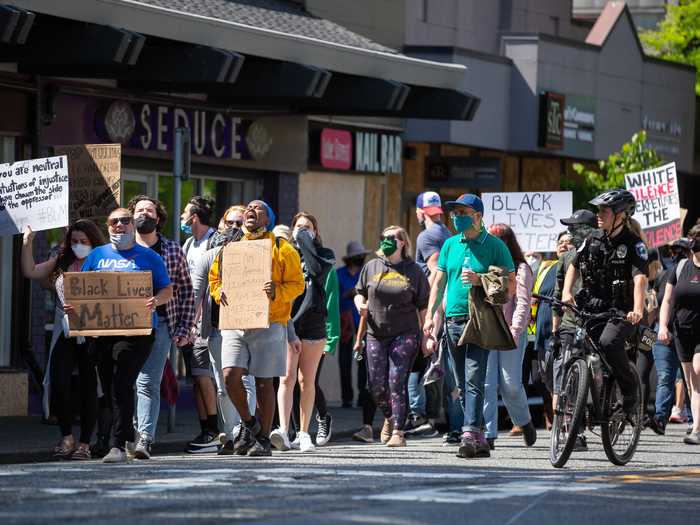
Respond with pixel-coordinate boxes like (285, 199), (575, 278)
(0, 137), (15, 367)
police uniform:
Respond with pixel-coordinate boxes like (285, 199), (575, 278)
(572, 227), (649, 401)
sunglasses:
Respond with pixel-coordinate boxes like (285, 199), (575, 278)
(108, 217), (132, 226)
(225, 219), (243, 228)
(381, 234), (399, 241)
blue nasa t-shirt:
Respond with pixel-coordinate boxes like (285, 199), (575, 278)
(82, 243), (171, 327)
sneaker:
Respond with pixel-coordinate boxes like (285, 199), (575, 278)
(233, 419), (261, 456)
(188, 431), (218, 448)
(70, 445), (92, 461)
(102, 447), (127, 463)
(315, 414), (333, 446)
(522, 422), (537, 447)
(573, 434), (588, 452)
(218, 432), (228, 446)
(185, 442), (220, 454)
(688, 425), (693, 436)
(90, 435), (110, 459)
(386, 431), (406, 447)
(669, 406), (687, 424)
(133, 436), (153, 460)
(218, 440), (235, 455)
(442, 431), (461, 446)
(352, 425), (374, 443)
(53, 438), (76, 459)
(270, 428), (291, 451)
(648, 416), (666, 436)
(298, 431), (315, 453)
(380, 418), (394, 444)
(486, 438), (496, 450)
(290, 436), (301, 450)
(404, 414), (427, 432)
(247, 437), (272, 457)
(683, 432), (700, 445)
(457, 431), (490, 459)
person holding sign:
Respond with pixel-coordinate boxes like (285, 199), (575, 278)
(127, 195), (196, 460)
(22, 220), (105, 460)
(562, 189), (648, 419)
(68, 208), (173, 464)
(209, 200), (304, 457)
(423, 194), (516, 459)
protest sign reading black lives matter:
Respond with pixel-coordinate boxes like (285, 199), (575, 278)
(64, 271), (153, 337)
(482, 192), (573, 252)
(624, 162), (681, 248)
(0, 156), (69, 236)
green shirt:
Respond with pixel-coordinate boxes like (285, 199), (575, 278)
(437, 228), (515, 318)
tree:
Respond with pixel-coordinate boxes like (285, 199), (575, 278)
(563, 131), (663, 209)
(641, 1), (700, 95)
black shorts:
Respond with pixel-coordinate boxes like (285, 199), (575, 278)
(675, 327), (700, 363)
(294, 310), (327, 341)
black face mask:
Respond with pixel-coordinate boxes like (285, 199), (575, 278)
(135, 216), (157, 234)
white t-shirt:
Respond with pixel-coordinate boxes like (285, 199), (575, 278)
(185, 228), (216, 274)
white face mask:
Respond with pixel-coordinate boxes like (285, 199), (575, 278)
(71, 243), (92, 260)
(293, 227), (315, 241)
(110, 232), (135, 250)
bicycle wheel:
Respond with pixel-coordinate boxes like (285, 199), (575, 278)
(601, 368), (643, 466)
(550, 358), (589, 468)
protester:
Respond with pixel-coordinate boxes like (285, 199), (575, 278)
(126, 195), (195, 459)
(22, 221), (105, 460)
(424, 194), (516, 459)
(658, 225), (700, 445)
(337, 241), (370, 408)
(181, 196), (220, 453)
(209, 200), (304, 456)
(482, 223), (536, 450)
(66, 208), (173, 463)
(355, 225), (429, 447)
(415, 191), (452, 278)
(191, 207), (256, 455)
(271, 212), (334, 453)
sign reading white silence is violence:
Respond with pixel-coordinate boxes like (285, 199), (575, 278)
(0, 156), (69, 236)
(482, 191), (573, 253)
(624, 162), (681, 248)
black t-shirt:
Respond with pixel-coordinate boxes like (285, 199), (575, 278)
(669, 258), (700, 330)
(150, 237), (168, 318)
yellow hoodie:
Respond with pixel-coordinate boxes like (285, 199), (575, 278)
(209, 231), (305, 326)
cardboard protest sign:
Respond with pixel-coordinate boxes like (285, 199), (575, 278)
(219, 239), (272, 330)
(63, 271), (153, 337)
(54, 144), (120, 227)
(482, 192), (573, 252)
(624, 162), (681, 248)
(0, 155), (69, 236)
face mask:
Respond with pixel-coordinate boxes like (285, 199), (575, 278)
(135, 215), (157, 235)
(110, 232), (135, 250)
(452, 215), (474, 233)
(71, 243), (92, 260)
(180, 219), (192, 235)
(294, 228), (315, 241)
(380, 238), (398, 257)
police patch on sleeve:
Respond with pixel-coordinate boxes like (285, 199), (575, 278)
(635, 242), (648, 260)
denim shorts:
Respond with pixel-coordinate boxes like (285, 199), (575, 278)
(221, 322), (287, 378)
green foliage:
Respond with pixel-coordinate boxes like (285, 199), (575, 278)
(641, 0), (700, 95)
(566, 131), (663, 209)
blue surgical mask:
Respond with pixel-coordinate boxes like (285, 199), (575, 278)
(452, 215), (474, 233)
(180, 220), (192, 235)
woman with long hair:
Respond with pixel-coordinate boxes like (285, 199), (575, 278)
(270, 212), (335, 452)
(482, 223), (537, 450)
(22, 220), (106, 459)
(354, 226), (430, 447)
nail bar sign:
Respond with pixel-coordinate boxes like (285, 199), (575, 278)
(318, 127), (402, 174)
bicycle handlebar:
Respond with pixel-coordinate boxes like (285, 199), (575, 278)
(532, 293), (627, 323)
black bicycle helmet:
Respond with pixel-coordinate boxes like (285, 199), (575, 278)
(588, 189), (636, 216)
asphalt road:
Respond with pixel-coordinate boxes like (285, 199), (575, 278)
(0, 426), (698, 524)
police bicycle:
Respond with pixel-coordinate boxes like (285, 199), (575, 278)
(533, 294), (643, 468)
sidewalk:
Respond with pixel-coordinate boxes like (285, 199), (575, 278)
(0, 383), (368, 465)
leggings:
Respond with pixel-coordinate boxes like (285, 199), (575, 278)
(50, 335), (97, 444)
(366, 334), (419, 431)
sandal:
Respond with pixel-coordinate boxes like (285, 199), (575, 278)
(70, 445), (92, 461)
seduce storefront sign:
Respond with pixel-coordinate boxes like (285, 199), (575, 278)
(312, 125), (402, 174)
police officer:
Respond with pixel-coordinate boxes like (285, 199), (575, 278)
(562, 189), (649, 414)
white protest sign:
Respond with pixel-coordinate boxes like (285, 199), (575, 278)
(482, 191), (573, 252)
(624, 162), (681, 248)
(0, 156), (69, 236)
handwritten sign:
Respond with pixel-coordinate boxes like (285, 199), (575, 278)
(482, 192), (573, 252)
(625, 162), (681, 248)
(64, 271), (153, 336)
(0, 155), (69, 236)
(219, 239), (272, 330)
(54, 144), (120, 226)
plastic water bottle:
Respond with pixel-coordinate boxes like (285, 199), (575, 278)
(462, 253), (471, 289)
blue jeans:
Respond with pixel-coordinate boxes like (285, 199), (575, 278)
(136, 317), (172, 441)
(446, 318), (489, 433)
(483, 331), (531, 438)
(443, 339), (464, 432)
(652, 339), (680, 424)
(408, 371), (426, 418)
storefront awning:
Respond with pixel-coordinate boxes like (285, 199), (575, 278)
(5, 0), (480, 120)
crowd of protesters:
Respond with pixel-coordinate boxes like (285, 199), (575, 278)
(21, 187), (700, 462)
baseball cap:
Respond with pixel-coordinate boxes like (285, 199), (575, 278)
(560, 209), (597, 227)
(444, 194), (484, 214)
(416, 191), (443, 216)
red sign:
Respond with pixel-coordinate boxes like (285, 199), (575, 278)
(320, 128), (352, 170)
